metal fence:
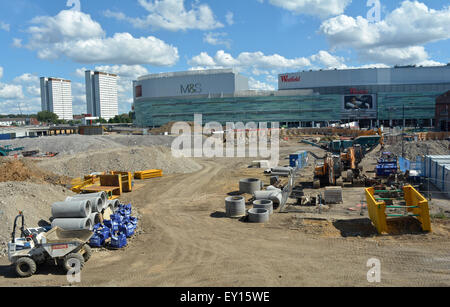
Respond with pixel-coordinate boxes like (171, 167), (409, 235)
(279, 162), (304, 212)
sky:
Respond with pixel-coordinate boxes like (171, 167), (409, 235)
(0, 0), (449, 115)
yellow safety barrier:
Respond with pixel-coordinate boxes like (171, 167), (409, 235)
(134, 169), (163, 180)
(70, 176), (99, 193)
(365, 187), (389, 234)
(403, 185), (432, 232)
(365, 185), (431, 234)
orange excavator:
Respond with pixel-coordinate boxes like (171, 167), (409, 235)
(313, 153), (343, 189)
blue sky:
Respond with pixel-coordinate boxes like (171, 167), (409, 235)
(0, 0), (449, 115)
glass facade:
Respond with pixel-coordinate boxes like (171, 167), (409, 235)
(134, 91), (443, 128)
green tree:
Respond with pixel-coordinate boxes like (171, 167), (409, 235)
(95, 117), (108, 124)
(108, 113), (132, 124)
(37, 111), (58, 124)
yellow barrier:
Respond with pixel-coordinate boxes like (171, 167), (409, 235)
(403, 185), (431, 232)
(365, 185), (431, 234)
(134, 169), (163, 180)
(365, 187), (389, 234)
(70, 176), (98, 193)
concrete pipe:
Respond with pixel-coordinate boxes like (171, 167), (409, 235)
(253, 199), (274, 215)
(239, 178), (262, 194)
(71, 192), (107, 203)
(248, 208), (269, 223)
(51, 200), (92, 219)
(107, 199), (120, 212)
(89, 212), (101, 226)
(272, 167), (293, 173)
(66, 196), (103, 213)
(69, 192), (107, 208)
(253, 191), (282, 205)
(266, 186), (282, 192)
(225, 196), (246, 218)
(51, 218), (93, 231)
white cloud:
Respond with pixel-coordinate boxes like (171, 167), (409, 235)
(203, 32), (231, 48)
(0, 21), (10, 31)
(0, 83), (24, 99)
(28, 10), (104, 45)
(0, 67), (3, 79)
(13, 73), (39, 84)
(75, 67), (87, 78)
(12, 73), (40, 97)
(320, 1), (450, 65)
(12, 38), (23, 48)
(189, 52), (219, 67)
(94, 65), (149, 79)
(261, 0), (351, 18)
(26, 85), (41, 97)
(310, 50), (347, 69)
(105, 0), (223, 31)
(225, 12), (234, 25)
(189, 50), (311, 72)
(23, 10), (179, 66)
(249, 77), (275, 91)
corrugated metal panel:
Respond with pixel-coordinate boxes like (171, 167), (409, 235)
(135, 70), (249, 99)
(279, 66), (450, 90)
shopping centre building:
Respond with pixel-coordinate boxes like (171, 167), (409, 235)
(133, 66), (450, 129)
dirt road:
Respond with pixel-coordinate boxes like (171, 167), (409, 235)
(1, 148), (449, 286)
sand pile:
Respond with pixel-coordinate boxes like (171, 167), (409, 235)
(0, 159), (70, 186)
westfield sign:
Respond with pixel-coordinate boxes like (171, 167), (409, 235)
(280, 75), (301, 83)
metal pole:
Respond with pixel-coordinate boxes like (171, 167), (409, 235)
(427, 144), (431, 201)
(402, 103), (405, 158)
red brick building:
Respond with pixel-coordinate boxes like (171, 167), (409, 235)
(436, 91), (450, 131)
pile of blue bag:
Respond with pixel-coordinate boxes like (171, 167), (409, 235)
(89, 203), (138, 249)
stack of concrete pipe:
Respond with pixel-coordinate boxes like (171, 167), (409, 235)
(253, 186), (282, 206)
(253, 199), (274, 215)
(270, 167), (293, 177)
(51, 192), (109, 231)
(51, 199), (94, 231)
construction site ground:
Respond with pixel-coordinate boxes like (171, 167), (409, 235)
(0, 136), (449, 286)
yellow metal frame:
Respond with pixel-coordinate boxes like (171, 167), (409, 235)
(365, 185), (431, 234)
(134, 169), (163, 180)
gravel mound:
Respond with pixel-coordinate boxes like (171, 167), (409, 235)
(37, 146), (202, 178)
(0, 182), (74, 256)
(0, 134), (175, 156)
(384, 140), (450, 160)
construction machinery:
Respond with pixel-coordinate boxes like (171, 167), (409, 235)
(376, 152), (398, 177)
(8, 212), (93, 277)
(313, 153), (343, 189)
(0, 145), (25, 156)
(304, 134), (383, 188)
(301, 135), (382, 155)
